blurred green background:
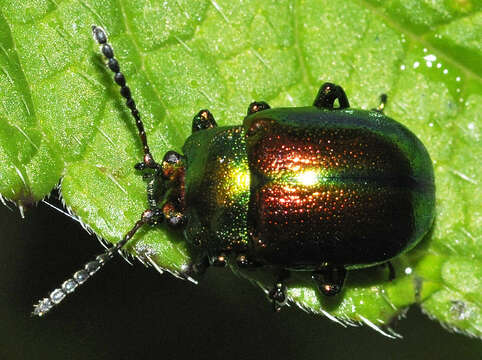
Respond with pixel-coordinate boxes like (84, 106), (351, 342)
(0, 199), (480, 360)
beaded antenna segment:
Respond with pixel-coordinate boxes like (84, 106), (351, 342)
(32, 208), (157, 316)
(33, 253), (112, 316)
(91, 26), (159, 170)
(32, 26), (163, 316)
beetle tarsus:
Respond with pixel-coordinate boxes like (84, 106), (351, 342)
(268, 269), (290, 311)
(247, 101), (271, 115)
(189, 256), (210, 275)
(192, 109), (217, 133)
(372, 94), (388, 113)
(386, 261), (396, 281)
(312, 265), (346, 296)
(313, 83), (350, 110)
(211, 253), (228, 267)
(235, 254), (261, 268)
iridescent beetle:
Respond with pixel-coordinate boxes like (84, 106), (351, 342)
(33, 26), (435, 315)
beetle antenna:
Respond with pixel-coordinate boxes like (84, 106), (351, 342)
(92, 25), (159, 171)
(32, 210), (158, 316)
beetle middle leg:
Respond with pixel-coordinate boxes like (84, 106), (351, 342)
(312, 264), (347, 296)
(313, 83), (350, 110)
(268, 269), (290, 312)
(211, 252), (228, 267)
(192, 109), (217, 133)
(247, 101), (271, 115)
(235, 254), (261, 268)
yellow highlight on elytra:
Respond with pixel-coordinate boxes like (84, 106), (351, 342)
(295, 170), (319, 186)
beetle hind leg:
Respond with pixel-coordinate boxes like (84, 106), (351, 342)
(313, 83), (350, 110)
(372, 94), (388, 114)
(312, 264), (347, 296)
(386, 261), (396, 281)
(268, 269), (290, 312)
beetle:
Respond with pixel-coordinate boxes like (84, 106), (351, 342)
(33, 26), (435, 316)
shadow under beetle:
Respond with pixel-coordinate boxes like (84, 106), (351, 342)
(33, 26), (435, 316)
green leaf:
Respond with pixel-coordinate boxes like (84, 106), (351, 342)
(0, 0), (480, 337)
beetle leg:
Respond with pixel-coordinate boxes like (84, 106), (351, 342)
(162, 202), (188, 228)
(178, 256), (210, 281)
(312, 265), (347, 296)
(386, 261), (396, 281)
(146, 170), (163, 210)
(313, 83), (350, 110)
(235, 254), (262, 268)
(192, 109), (217, 133)
(268, 269), (290, 311)
(372, 94), (388, 114)
(211, 252), (228, 267)
(247, 101), (271, 115)
(192, 256), (210, 275)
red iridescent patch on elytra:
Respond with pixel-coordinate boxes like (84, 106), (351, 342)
(245, 119), (415, 267)
(251, 179), (414, 266)
(249, 125), (409, 179)
(259, 183), (361, 226)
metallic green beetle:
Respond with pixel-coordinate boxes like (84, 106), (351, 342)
(33, 26), (435, 316)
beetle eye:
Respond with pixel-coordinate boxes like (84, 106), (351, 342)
(162, 150), (182, 164)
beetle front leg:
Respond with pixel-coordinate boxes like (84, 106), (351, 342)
(145, 170), (163, 210)
(268, 269), (290, 312)
(313, 83), (350, 110)
(312, 264), (347, 296)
